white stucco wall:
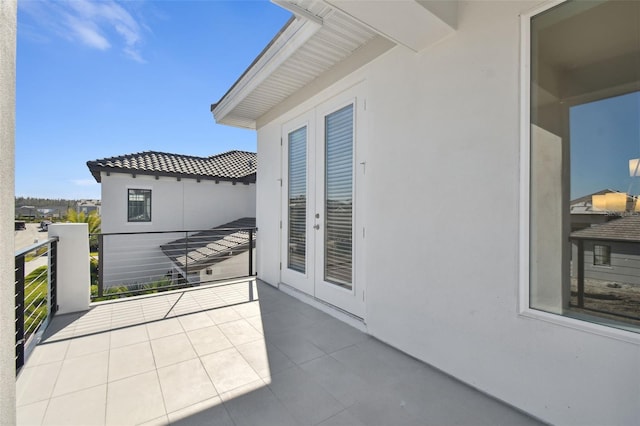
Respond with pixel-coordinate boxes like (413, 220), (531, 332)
(99, 173), (256, 288)
(0, 1), (17, 423)
(255, 1), (640, 424)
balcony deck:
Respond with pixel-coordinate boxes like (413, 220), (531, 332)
(17, 279), (543, 426)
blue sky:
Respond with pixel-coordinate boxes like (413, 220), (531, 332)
(16, 0), (291, 200)
(570, 91), (640, 200)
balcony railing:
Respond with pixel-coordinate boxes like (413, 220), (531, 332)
(91, 226), (257, 301)
(14, 237), (59, 373)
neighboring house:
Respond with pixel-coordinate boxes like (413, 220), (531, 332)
(571, 215), (640, 286)
(210, 1), (640, 425)
(570, 189), (619, 232)
(87, 150), (256, 287)
(76, 199), (101, 216)
(161, 217), (256, 285)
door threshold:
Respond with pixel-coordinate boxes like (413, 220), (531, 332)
(278, 282), (367, 332)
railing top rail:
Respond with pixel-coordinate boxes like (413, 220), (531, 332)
(92, 226), (258, 237)
(14, 237), (59, 258)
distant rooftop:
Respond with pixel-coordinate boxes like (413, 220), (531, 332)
(87, 150), (256, 184)
(161, 217), (256, 272)
(571, 214), (640, 242)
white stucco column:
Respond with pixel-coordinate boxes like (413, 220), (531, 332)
(0, 1), (17, 424)
(48, 224), (91, 314)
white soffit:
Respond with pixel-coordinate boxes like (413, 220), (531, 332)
(324, 0), (457, 52)
(212, 1), (383, 129)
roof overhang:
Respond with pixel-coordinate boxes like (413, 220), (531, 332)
(212, 0), (457, 129)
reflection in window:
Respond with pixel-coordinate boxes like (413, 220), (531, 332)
(530, 0), (640, 332)
(288, 126), (307, 273)
(128, 189), (151, 222)
(593, 245), (611, 267)
(325, 104), (353, 289)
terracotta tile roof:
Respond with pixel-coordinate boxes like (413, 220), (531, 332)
(161, 217), (256, 272)
(87, 150), (256, 183)
(571, 215), (640, 242)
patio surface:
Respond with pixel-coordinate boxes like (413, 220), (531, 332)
(16, 279), (544, 426)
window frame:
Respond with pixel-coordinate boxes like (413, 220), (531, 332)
(127, 188), (152, 223)
(592, 244), (612, 267)
(518, 0), (640, 344)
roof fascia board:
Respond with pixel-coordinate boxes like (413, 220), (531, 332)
(213, 17), (322, 126)
(92, 167), (255, 184)
(271, 0), (323, 26)
(322, 0), (456, 53)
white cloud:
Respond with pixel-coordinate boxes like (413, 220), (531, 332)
(19, 0), (147, 62)
(72, 179), (99, 187)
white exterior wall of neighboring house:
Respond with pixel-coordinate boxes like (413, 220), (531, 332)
(100, 172), (256, 288)
(253, 1), (639, 425)
(183, 249), (256, 285)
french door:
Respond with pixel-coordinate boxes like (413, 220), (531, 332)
(281, 92), (365, 318)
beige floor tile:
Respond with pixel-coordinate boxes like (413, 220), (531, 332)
(146, 318), (184, 340)
(167, 396), (234, 426)
(43, 384), (106, 426)
(218, 319), (262, 346)
(26, 339), (69, 366)
(201, 348), (261, 394)
(52, 351), (108, 397)
(138, 415), (169, 426)
(65, 332), (110, 358)
(177, 311), (215, 331)
(150, 333), (197, 368)
(245, 315), (264, 334)
(206, 306), (242, 324)
(106, 371), (166, 426)
(17, 400), (48, 426)
(157, 358), (217, 413)
(232, 301), (262, 318)
(268, 366), (344, 425)
(110, 323), (149, 349)
(16, 362), (62, 406)
(109, 341), (156, 382)
(186, 325), (233, 357)
(236, 340), (294, 379)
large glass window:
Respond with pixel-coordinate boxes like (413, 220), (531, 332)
(128, 189), (151, 222)
(529, 0), (640, 332)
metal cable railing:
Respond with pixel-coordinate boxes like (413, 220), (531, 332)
(15, 237), (59, 373)
(91, 226), (257, 301)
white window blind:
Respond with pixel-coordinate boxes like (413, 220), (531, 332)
(288, 126), (307, 273)
(324, 104), (353, 288)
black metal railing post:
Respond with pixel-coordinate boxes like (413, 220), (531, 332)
(248, 228), (254, 276)
(98, 234), (104, 299)
(50, 240), (58, 315)
(185, 231), (189, 280)
(577, 240), (585, 308)
(15, 255), (25, 372)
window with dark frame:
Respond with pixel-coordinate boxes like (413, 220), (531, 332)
(593, 244), (611, 267)
(128, 189), (151, 222)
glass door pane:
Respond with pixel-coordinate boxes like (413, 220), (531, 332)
(288, 126), (307, 273)
(324, 105), (353, 288)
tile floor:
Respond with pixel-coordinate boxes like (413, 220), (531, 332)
(16, 279), (544, 426)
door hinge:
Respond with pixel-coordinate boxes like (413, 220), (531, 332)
(280, 137), (283, 146)
(362, 227), (365, 238)
(280, 220), (282, 229)
(362, 290), (365, 301)
(279, 262), (282, 270)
